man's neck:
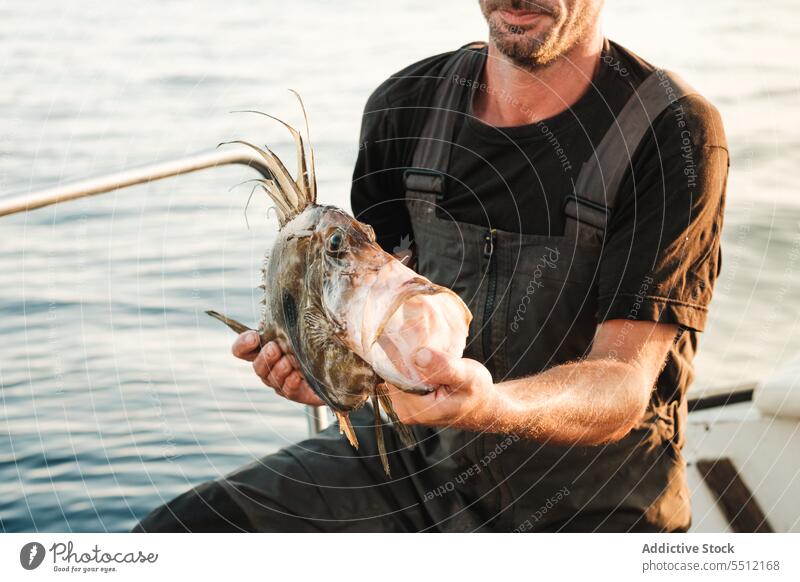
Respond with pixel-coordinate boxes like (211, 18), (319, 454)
(473, 31), (604, 127)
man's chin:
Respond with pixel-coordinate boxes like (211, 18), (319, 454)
(490, 33), (556, 70)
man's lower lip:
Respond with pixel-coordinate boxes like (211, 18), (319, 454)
(497, 9), (544, 26)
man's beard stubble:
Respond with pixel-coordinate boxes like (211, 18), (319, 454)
(482, 1), (597, 71)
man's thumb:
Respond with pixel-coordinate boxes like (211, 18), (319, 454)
(413, 347), (470, 387)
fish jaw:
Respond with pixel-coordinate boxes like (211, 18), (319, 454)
(329, 252), (472, 393)
(371, 289), (471, 392)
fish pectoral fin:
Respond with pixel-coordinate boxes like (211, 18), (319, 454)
(205, 310), (253, 335)
(376, 383), (416, 450)
(302, 308), (335, 349)
(371, 393), (390, 476)
(334, 411), (359, 450)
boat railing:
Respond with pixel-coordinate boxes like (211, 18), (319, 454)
(0, 148), (329, 435)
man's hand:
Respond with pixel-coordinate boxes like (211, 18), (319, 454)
(231, 331), (325, 406)
(386, 347), (501, 429)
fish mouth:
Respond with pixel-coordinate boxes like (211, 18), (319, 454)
(369, 277), (464, 394)
(372, 277), (444, 342)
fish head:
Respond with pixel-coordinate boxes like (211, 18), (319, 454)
(268, 204), (470, 403)
(314, 206), (390, 291)
(263, 205), (385, 412)
(307, 207), (472, 394)
(273, 204), (391, 310)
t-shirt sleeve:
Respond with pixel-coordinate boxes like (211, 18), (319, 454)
(597, 94), (729, 332)
(350, 89), (414, 255)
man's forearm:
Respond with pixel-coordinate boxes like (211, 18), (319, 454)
(389, 320), (674, 445)
(482, 358), (651, 446)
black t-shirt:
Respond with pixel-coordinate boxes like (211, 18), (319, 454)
(351, 40), (728, 333)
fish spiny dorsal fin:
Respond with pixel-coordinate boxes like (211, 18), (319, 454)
(218, 139), (304, 227)
(259, 255), (269, 291)
(260, 144), (303, 211)
(231, 109), (311, 204)
(257, 178), (292, 224)
(226, 94), (317, 227)
(258, 257), (269, 326)
(289, 89), (317, 204)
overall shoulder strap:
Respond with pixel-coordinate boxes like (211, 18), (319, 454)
(405, 43), (486, 197)
(564, 70), (698, 237)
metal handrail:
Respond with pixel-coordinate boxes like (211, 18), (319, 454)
(0, 147), (329, 435)
(0, 148), (270, 217)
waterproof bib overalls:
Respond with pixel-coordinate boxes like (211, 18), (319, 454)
(135, 44), (702, 534)
(401, 44), (698, 532)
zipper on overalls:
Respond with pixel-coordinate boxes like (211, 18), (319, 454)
(482, 228), (497, 364)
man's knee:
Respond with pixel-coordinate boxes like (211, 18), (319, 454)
(132, 480), (252, 533)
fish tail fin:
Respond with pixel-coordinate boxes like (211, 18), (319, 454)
(377, 383), (416, 450)
(205, 310), (253, 335)
(371, 392), (390, 476)
(334, 411), (359, 450)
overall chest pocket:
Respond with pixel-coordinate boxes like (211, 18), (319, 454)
(499, 236), (601, 379)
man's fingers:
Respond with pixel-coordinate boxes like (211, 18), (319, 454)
(283, 370), (305, 393)
(384, 381), (441, 425)
(252, 342), (283, 377)
(413, 347), (472, 387)
(252, 351), (274, 385)
(299, 379), (326, 406)
(232, 331), (261, 361)
(238, 338), (322, 405)
(253, 350), (283, 385)
(282, 372), (325, 406)
(384, 383), (415, 424)
(261, 341), (282, 366)
(265, 355), (294, 390)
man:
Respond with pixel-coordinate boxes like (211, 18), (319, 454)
(135, 0), (727, 532)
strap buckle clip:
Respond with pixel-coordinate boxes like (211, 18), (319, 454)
(403, 168), (445, 200)
(563, 191), (610, 232)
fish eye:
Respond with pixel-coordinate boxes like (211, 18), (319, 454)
(326, 230), (345, 254)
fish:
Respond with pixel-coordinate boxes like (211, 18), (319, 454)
(207, 93), (472, 475)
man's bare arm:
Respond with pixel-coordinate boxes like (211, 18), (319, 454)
(494, 320), (677, 445)
(387, 319), (678, 446)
